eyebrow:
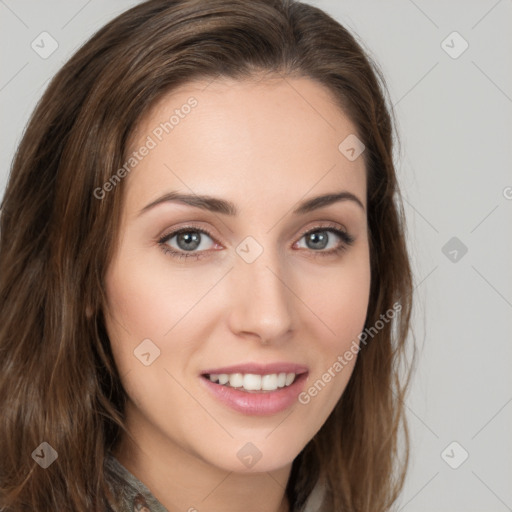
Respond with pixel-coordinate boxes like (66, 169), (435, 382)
(139, 190), (365, 217)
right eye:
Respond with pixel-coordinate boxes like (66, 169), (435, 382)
(158, 227), (220, 261)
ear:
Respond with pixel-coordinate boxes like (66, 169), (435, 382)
(85, 305), (94, 318)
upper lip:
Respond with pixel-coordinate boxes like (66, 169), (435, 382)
(201, 362), (309, 376)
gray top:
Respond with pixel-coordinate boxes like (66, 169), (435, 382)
(104, 453), (168, 512)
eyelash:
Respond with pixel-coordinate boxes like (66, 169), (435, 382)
(157, 223), (355, 262)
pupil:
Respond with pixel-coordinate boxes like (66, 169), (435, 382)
(178, 232), (200, 251)
(308, 232), (327, 250)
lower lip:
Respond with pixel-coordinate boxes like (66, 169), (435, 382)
(200, 373), (308, 416)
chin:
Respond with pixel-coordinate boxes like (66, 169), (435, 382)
(195, 436), (304, 475)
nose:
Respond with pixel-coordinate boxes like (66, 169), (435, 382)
(227, 249), (295, 345)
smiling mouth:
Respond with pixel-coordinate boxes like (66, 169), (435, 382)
(202, 372), (302, 393)
(200, 368), (309, 415)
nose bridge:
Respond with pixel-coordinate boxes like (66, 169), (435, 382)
(227, 239), (294, 341)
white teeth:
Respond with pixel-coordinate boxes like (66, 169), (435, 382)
(285, 373), (295, 386)
(229, 373), (244, 388)
(207, 372), (298, 391)
(261, 374), (278, 390)
(243, 374), (261, 390)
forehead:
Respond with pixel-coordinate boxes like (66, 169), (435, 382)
(124, 75), (366, 215)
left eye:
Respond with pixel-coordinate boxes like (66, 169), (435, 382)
(295, 228), (345, 251)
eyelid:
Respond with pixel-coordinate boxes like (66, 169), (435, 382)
(157, 220), (355, 260)
(293, 222), (355, 254)
(157, 223), (219, 262)
(158, 221), (349, 244)
(295, 220), (349, 239)
(157, 222), (218, 242)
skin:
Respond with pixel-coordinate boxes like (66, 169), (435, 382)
(105, 74), (371, 512)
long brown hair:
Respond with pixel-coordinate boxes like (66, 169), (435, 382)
(0, 0), (414, 510)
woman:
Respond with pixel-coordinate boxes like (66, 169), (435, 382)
(0, 0), (414, 511)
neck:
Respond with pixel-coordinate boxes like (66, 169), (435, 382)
(112, 413), (292, 512)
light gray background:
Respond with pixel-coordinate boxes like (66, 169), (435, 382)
(1, 1), (511, 511)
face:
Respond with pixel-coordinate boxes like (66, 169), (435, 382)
(104, 75), (371, 474)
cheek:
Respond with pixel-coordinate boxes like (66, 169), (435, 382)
(296, 248), (371, 412)
(102, 255), (210, 427)
(103, 247), (231, 385)
(330, 267), (370, 342)
(104, 251), (211, 340)
(301, 249), (371, 348)
(103, 252), (174, 375)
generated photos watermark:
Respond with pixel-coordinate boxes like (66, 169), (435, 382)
(298, 301), (402, 404)
(93, 96), (198, 200)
